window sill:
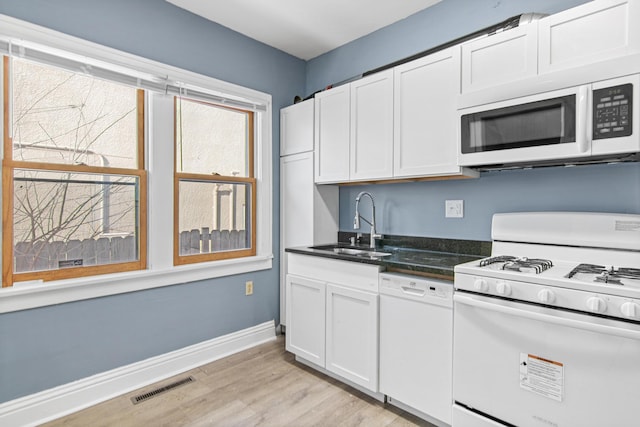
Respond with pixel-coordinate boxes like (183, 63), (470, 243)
(0, 254), (273, 314)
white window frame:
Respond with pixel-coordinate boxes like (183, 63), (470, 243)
(0, 15), (273, 313)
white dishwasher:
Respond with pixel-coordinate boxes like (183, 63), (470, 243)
(379, 272), (453, 427)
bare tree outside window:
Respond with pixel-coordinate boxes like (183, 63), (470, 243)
(5, 57), (144, 277)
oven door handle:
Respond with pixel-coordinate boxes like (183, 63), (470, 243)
(454, 293), (640, 341)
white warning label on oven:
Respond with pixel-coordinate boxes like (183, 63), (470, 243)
(520, 353), (564, 402)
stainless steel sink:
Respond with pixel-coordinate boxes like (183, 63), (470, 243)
(332, 247), (392, 257)
(310, 245), (392, 258)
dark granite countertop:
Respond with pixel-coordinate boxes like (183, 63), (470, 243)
(285, 233), (491, 281)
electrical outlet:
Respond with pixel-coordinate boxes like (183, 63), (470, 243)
(245, 281), (254, 296)
(445, 200), (464, 218)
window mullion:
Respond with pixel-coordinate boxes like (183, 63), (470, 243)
(175, 172), (255, 184)
(6, 160), (145, 177)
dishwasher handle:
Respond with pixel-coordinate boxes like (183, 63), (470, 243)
(454, 293), (640, 341)
(401, 286), (426, 296)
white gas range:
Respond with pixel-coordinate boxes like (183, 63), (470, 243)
(452, 212), (640, 427)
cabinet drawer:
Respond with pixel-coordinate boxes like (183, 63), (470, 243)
(287, 253), (381, 292)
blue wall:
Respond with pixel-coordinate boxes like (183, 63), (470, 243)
(340, 163), (640, 241)
(0, 0), (305, 403)
(1, 0), (639, 406)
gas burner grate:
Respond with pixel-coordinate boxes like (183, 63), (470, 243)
(479, 256), (516, 267)
(617, 268), (640, 279)
(567, 264), (640, 285)
(480, 256), (553, 274)
(567, 263), (606, 276)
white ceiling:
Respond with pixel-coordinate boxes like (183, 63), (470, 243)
(166, 0), (442, 60)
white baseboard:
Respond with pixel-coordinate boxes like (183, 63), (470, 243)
(0, 320), (276, 427)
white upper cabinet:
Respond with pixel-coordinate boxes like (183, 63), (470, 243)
(350, 70), (394, 181)
(461, 24), (538, 94)
(394, 47), (475, 177)
(280, 99), (314, 156)
(460, 0), (640, 107)
(314, 85), (350, 183)
(315, 60), (475, 183)
(538, 0), (640, 75)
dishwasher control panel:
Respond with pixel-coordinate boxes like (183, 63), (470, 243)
(380, 272), (453, 306)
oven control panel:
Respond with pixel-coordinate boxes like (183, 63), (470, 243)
(593, 83), (633, 139)
(455, 273), (640, 321)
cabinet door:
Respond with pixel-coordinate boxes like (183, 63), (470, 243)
(461, 24), (538, 94)
(350, 70), (394, 180)
(280, 152), (315, 251)
(286, 274), (326, 367)
(314, 85), (350, 183)
(539, 0), (640, 75)
(326, 283), (378, 392)
(393, 48), (464, 177)
(280, 152), (314, 326)
(280, 99), (314, 156)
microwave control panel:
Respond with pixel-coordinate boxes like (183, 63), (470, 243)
(593, 83), (632, 140)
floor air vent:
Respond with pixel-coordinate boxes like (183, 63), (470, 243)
(131, 376), (195, 404)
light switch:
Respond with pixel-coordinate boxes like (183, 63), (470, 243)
(445, 200), (464, 218)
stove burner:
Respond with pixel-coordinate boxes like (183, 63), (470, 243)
(567, 264), (640, 285)
(594, 272), (623, 285)
(480, 256), (553, 274)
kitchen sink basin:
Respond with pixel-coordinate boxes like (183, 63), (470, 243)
(332, 247), (392, 257)
(310, 245), (392, 258)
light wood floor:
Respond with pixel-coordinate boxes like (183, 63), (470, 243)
(43, 335), (434, 427)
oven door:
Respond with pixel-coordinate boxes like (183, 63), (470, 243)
(458, 85), (590, 167)
(453, 291), (640, 427)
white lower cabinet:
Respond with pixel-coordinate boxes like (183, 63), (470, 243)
(326, 283), (378, 391)
(286, 253), (382, 394)
(285, 274), (325, 367)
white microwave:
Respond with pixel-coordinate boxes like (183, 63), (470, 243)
(458, 74), (640, 168)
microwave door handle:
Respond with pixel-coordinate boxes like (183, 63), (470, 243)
(454, 293), (640, 341)
(576, 85), (590, 153)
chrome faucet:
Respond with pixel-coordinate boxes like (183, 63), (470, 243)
(353, 191), (382, 249)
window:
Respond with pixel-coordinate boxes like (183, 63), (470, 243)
(2, 56), (147, 286)
(0, 14), (272, 307)
(174, 97), (256, 265)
